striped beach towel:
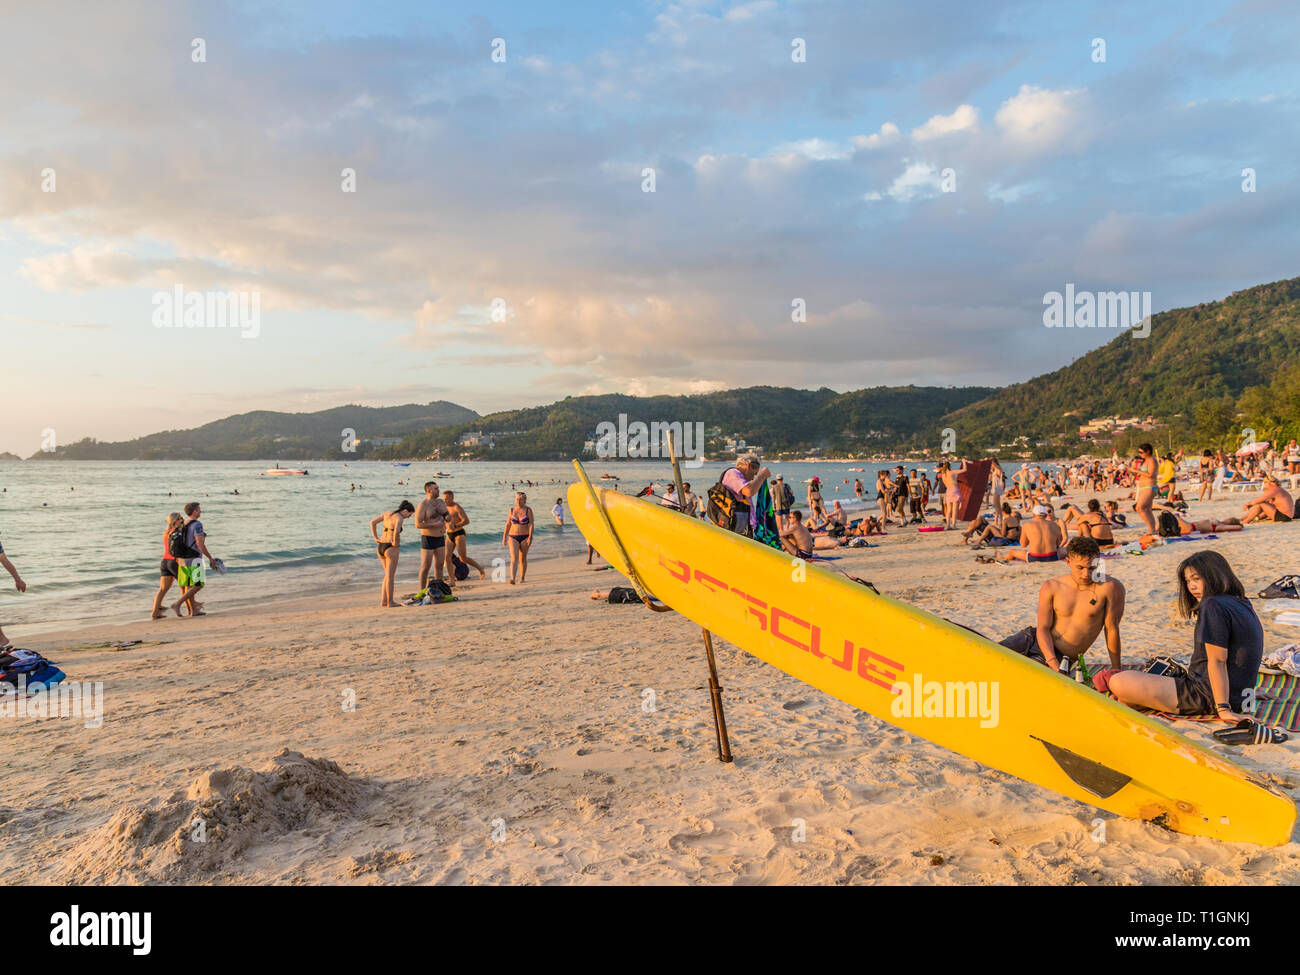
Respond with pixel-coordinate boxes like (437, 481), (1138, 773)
(1149, 672), (1300, 730)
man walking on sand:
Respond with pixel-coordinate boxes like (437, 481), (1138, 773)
(416, 481), (453, 591)
(0, 532), (27, 648)
(997, 537), (1125, 673)
(173, 501), (219, 617)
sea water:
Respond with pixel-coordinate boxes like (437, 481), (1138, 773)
(0, 458), (915, 634)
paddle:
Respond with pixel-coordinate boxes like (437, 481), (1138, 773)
(666, 430), (733, 763)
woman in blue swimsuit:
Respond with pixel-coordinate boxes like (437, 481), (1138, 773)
(502, 492), (535, 585)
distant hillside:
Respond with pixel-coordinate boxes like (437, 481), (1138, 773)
(943, 276), (1300, 449)
(33, 402), (479, 460)
(383, 385), (995, 461)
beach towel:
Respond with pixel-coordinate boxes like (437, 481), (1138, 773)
(750, 480), (783, 552)
(1146, 672), (1300, 731)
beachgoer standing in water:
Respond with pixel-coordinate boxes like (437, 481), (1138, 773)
(443, 490), (485, 579)
(370, 500), (414, 607)
(503, 492), (534, 584)
(0, 530), (27, 648)
(416, 481), (452, 592)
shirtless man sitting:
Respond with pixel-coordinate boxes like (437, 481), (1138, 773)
(998, 537), (1125, 672)
(1241, 473), (1295, 524)
(1060, 498), (1116, 547)
(780, 510), (817, 559)
(991, 505), (1064, 563)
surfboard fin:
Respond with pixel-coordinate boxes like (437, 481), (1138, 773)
(1031, 736), (1132, 799)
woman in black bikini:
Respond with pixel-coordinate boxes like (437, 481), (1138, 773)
(370, 500), (414, 607)
(502, 491), (535, 584)
(443, 490), (486, 579)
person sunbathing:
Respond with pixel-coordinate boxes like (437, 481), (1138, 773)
(1060, 498), (1116, 547)
(781, 510), (817, 559)
(848, 515), (885, 536)
(1241, 473), (1295, 524)
(1137, 509), (1244, 547)
(1104, 500), (1127, 528)
(996, 537), (1125, 672)
(965, 503), (1020, 547)
(984, 505), (1064, 563)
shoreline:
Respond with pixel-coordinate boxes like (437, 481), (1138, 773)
(7, 486), (1300, 884)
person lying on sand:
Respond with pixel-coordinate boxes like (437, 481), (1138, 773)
(1060, 498), (1116, 547)
(1136, 508), (1243, 547)
(997, 537), (1124, 673)
(1241, 473), (1295, 524)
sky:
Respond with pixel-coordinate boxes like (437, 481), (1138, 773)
(1, 0), (1297, 455)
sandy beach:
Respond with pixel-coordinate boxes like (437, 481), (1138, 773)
(4, 489), (1300, 885)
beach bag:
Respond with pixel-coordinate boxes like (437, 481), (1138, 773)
(781, 483), (795, 509)
(607, 586), (640, 604)
(707, 468), (749, 533)
(168, 523), (198, 560)
(1156, 511), (1181, 537)
(450, 553), (469, 581)
(429, 580), (453, 597)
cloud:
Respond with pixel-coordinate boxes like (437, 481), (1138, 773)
(912, 104), (979, 141)
(994, 84), (1088, 151)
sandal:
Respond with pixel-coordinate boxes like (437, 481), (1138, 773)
(1259, 575), (1300, 599)
(1212, 719), (1289, 745)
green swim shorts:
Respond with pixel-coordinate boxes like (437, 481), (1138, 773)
(177, 560), (205, 587)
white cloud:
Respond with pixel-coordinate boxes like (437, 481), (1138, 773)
(994, 84), (1086, 149)
(912, 104), (979, 141)
(853, 122), (901, 150)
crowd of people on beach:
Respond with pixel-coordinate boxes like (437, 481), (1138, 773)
(698, 446), (1297, 728)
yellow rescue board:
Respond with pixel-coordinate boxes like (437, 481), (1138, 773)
(568, 481), (1297, 845)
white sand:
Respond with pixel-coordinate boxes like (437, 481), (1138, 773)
(3, 489), (1300, 884)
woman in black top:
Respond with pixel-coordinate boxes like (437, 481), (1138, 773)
(1109, 550), (1261, 720)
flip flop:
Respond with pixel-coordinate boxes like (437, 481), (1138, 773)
(1212, 719), (1289, 745)
(1259, 575), (1300, 599)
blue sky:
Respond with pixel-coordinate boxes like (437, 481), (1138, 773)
(1, 0), (1297, 455)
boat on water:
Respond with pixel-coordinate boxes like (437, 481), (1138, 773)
(599, 474), (620, 480)
(261, 466), (308, 476)
(394, 462), (411, 467)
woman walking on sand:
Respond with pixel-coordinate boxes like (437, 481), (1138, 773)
(151, 512), (184, 620)
(370, 500), (414, 607)
(502, 491), (535, 584)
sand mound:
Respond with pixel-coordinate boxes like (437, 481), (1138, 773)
(62, 750), (373, 883)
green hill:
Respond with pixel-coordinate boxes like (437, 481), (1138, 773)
(33, 402), (479, 461)
(941, 276), (1300, 450)
(384, 385), (996, 461)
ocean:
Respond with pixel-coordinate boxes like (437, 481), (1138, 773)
(0, 458), (922, 635)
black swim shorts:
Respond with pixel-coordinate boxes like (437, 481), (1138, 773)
(1173, 674), (1216, 716)
(421, 534), (446, 550)
(1000, 626), (1047, 666)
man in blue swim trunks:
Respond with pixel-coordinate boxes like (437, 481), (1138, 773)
(0, 534), (27, 648)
